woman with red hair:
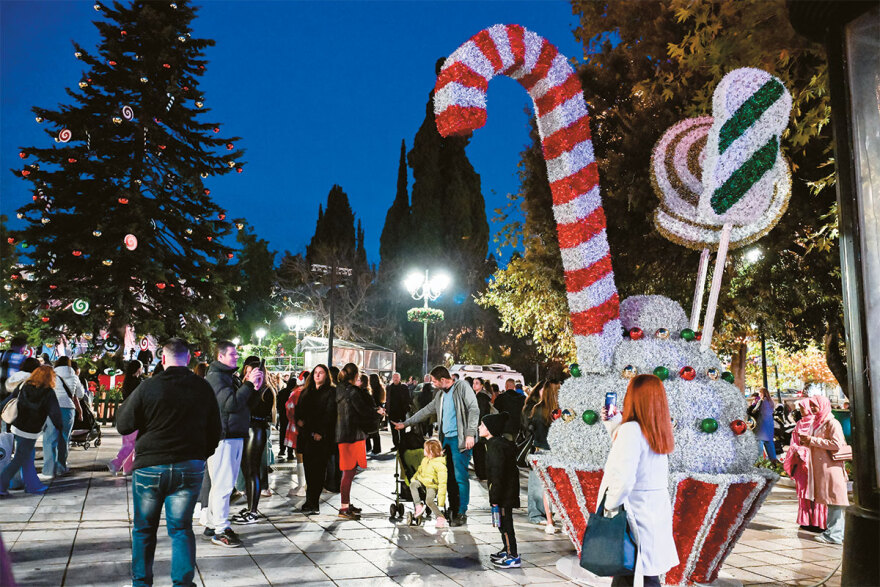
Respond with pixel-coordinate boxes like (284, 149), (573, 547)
(597, 374), (679, 587)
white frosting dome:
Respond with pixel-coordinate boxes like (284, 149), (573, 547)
(547, 295), (760, 474)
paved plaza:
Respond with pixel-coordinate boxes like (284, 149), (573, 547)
(0, 428), (844, 586)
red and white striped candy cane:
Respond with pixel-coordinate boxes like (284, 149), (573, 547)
(434, 24), (621, 372)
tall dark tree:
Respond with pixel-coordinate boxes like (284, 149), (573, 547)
(0, 215), (21, 330)
(8, 0), (243, 342)
(306, 184), (356, 266)
(221, 223), (276, 340)
(379, 139), (411, 275)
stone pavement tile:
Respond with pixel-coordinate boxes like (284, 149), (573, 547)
(812, 558), (845, 570)
(331, 527), (388, 540)
(196, 555), (271, 586)
(420, 552), (484, 575)
(336, 578), (400, 587)
(61, 560), (130, 587)
(740, 563), (816, 583)
(777, 561), (838, 579)
(15, 528), (78, 542)
(251, 552), (330, 583)
(295, 536), (354, 553)
(8, 562), (67, 586)
(0, 508), (33, 522)
(721, 552), (760, 568)
(194, 539), (254, 558)
(393, 572), (460, 586)
(737, 549), (805, 565)
(9, 539), (72, 566)
(718, 567), (779, 585)
(346, 537), (399, 551)
(318, 560), (386, 580)
(306, 548), (371, 565)
(502, 566), (570, 585)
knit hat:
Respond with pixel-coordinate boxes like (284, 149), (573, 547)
(481, 412), (508, 437)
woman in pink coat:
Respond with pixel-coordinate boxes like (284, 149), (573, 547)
(783, 398), (827, 531)
(798, 395), (849, 544)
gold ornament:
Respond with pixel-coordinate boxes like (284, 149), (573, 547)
(102, 259), (113, 266)
(107, 309), (115, 316)
(200, 172), (208, 178)
(112, 117), (122, 125)
(35, 116), (43, 123)
(41, 218), (50, 224)
(622, 365), (638, 379)
(17, 213), (23, 219)
(654, 328), (670, 340)
(706, 368), (720, 381)
(218, 313), (226, 319)
(74, 51), (82, 59)
(236, 222), (244, 230)
(93, 230), (102, 237)
(178, 36), (186, 42)
(561, 409), (576, 422)
(185, 228), (193, 234)
(79, 81), (88, 89)
(747, 417), (757, 431)
(140, 77), (148, 83)
(227, 161), (236, 168)
(195, 101), (203, 108)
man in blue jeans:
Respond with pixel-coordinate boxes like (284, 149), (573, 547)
(117, 338), (221, 587)
(395, 365), (479, 527)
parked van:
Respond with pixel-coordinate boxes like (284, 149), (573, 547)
(449, 363), (525, 388)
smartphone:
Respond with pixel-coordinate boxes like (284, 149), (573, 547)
(604, 391), (618, 420)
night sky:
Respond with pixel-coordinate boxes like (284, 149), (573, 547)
(1, 1), (585, 264)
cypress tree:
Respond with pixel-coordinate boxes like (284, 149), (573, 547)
(379, 139), (411, 274)
(8, 0), (241, 342)
(306, 184), (357, 266)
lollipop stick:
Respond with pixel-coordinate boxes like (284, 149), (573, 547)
(690, 248), (711, 331)
(700, 224), (732, 352)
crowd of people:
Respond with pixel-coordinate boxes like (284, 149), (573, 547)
(0, 334), (852, 586)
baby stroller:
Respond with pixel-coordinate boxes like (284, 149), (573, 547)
(70, 401), (102, 450)
(389, 430), (425, 519)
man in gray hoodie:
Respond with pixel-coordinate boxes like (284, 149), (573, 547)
(394, 365), (478, 526)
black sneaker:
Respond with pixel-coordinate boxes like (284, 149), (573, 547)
(231, 511), (259, 525)
(337, 508), (360, 521)
(211, 528), (242, 548)
(300, 503), (319, 515)
(450, 513), (468, 527)
(490, 550), (507, 563)
(349, 504), (362, 514)
(202, 527), (215, 539)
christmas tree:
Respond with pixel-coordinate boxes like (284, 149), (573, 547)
(8, 0), (242, 344)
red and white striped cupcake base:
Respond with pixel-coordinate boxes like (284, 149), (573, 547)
(532, 456), (777, 585)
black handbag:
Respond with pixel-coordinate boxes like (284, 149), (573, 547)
(579, 494), (637, 576)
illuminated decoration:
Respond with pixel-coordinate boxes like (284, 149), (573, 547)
(721, 371), (735, 384)
(730, 420), (747, 435)
(680, 328), (696, 341)
(124, 234), (138, 250)
(121, 105), (134, 120)
(406, 307), (444, 324)
(57, 129), (72, 143)
(561, 409), (576, 423)
(72, 299), (90, 315)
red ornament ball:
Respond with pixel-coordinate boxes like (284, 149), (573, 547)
(49, 285), (57, 290)
(628, 327), (644, 340)
(108, 60), (117, 66)
(162, 63), (171, 69)
(199, 65), (205, 70)
(730, 420), (747, 435)
(679, 366), (696, 381)
(213, 127), (219, 133)
(158, 145), (166, 150)
(206, 236), (213, 242)
(204, 189), (210, 195)
(6, 237), (13, 244)
(218, 213), (226, 220)
(120, 30), (127, 35)
(194, 350), (202, 357)
(551, 409), (562, 421)
(156, 282), (166, 290)
(68, 158), (77, 163)
(695, 331), (703, 341)
(72, 250), (82, 257)
(41, 316), (50, 323)
(226, 143), (234, 150)
(226, 253), (233, 259)
(236, 167), (243, 174)
(19, 152), (26, 159)
(21, 170), (30, 177)
(118, 197), (129, 204)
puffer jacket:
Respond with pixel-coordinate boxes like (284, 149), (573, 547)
(412, 455), (448, 507)
(10, 383), (63, 438)
(205, 361), (254, 439)
(335, 381), (382, 444)
(486, 436), (520, 508)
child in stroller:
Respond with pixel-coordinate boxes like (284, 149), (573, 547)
(406, 439), (448, 528)
(69, 400), (101, 450)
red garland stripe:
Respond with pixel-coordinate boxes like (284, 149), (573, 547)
(519, 40), (558, 91)
(575, 470), (603, 513)
(571, 291), (619, 335)
(535, 73), (584, 117)
(436, 105), (486, 137)
(665, 478), (717, 585)
(550, 162), (599, 206)
(717, 477), (773, 573)
(692, 481), (756, 583)
(472, 29), (504, 73)
(436, 61), (488, 93)
(565, 256), (614, 293)
(547, 467), (587, 546)
(504, 25), (526, 74)
(541, 118), (592, 160)
(557, 206), (608, 250)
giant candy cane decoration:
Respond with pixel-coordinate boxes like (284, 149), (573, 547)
(434, 24), (621, 373)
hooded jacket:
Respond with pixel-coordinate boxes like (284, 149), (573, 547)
(205, 360), (254, 439)
(486, 435), (520, 508)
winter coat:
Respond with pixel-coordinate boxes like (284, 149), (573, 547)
(529, 411), (551, 451)
(412, 455), (448, 508)
(204, 361), (254, 439)
(386, 383), (411, 420)
(248, 384), (274, 422)
(404, 380), (480, 452)
(295, 383), (336, 447)
(9, 383), (62, 438)
(335, 382), (382, 444)
(53, 365), (84, 411)
(493, 390), (525, 437)
(804, 418), (850, 506)
(485, 435), (520, 508)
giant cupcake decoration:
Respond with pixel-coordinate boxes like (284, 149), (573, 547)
(434, 25), (783, 585)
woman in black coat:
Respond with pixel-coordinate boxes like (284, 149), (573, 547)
(365, 374), (385, 455)
(294, 364), (336, 515)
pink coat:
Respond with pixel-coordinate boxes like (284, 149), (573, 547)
(804, 418), (849, 506)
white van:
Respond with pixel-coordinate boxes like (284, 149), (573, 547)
(449, 364), (525, 388)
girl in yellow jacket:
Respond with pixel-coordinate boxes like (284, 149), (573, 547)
(410, 439), (448, 528)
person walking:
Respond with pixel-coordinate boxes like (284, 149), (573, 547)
(409, 438), (448, 528)
(116, 338), (221, 587)
(366, 374), (386, 455)
(481, 412), (521, 569)
(394, 366), (479, 527)
(493, 379), (524, 442)
(0, 335), (27, 404)
(783, 397), (827, 531)
(203, 341), (262, 548)
(0, 366), (63, 496)
(599, 374), (679, 586)
(294, 365), (335, 514)
(752, 388), (777, 462)
(231, 357), (273, 525)
(276, 375), (296, 461)
(798, 395), (849, 545)
(108, 360), (144, 476)
(41, 356), (84, 479)
(386, 372), (411, 450)
(335, 363), (384, 520)
(284, 371), (308, 496)
(526, 380), (559, 533)
(472, 377), (493, 480)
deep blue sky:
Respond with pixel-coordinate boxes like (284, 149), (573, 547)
(1, 0), (585, 264)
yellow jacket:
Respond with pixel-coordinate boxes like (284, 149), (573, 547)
(412, 456), (448, 507)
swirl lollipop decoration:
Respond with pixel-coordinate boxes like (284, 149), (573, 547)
(124, 234), (138, 251)
(72, 299), (90, 315)
(121, 105), (135, 121)
(434, 24), (621, 372)
(57, 129), (72, 143)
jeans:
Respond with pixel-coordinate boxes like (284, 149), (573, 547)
(527, 467), (547, 522)
(131, 460), (205, 587)
(441, 435), (471, 514)
(822, 504), (846, 543)
(0, 435), (44, 493)
(759, 439), (777, 461)
(42, 407), (75, 476)
(206, 438), (243, 532)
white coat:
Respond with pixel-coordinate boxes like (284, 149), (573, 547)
(597, 420), (679, 583)
(52, 366), (84, 411)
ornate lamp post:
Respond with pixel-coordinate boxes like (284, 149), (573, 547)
(284, 314), (313, 370)
(254, 327), (267, 357)
(405, 270), (451, 376)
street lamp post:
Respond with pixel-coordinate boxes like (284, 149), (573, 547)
(311, 263), (352, 367)
(405, 269), (451, 376)
(255, 327), (267, 357)
(284, 314), (313, 370)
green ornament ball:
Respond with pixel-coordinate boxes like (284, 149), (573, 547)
(582, 410), (599, 425)
(653, 366), (670, 381)
(721, 371), (735, 384)
(700, 418), (719, 433)
(570, 363), (581, 377)
(680, 328), (696, 341)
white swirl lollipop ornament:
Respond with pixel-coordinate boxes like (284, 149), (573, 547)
(71, 299), (90, 315)
(58, 129), (72, 143)
(121, 105), (135, 121)
(124, 234), (138, 251)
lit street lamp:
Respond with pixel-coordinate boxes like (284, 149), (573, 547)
(405, 269), (451, 375)
(255, 327), (267, 356)
(284, 314), (314, 369)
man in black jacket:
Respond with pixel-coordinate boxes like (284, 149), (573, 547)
(385, 372), (411, 449)
(493, 379), (525, 441)
(202, 340), (262, 548)
(117, 338), (221, 587)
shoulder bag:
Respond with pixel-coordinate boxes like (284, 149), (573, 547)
(1, 394), (18, 425)
(579, 493), (637, 577)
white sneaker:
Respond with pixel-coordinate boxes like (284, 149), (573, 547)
(544, 523), (558, 534)
(294, 485), (307, 497)
(193, 503), (202, 520)
(37, 474), (54, 483)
